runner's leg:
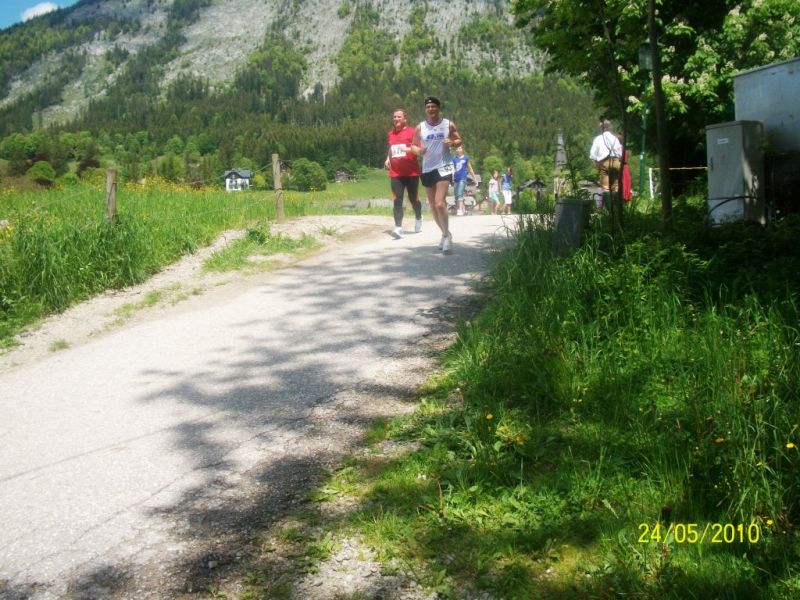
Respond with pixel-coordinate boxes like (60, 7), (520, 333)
(406, 177), (422, 220)
(432, 180), (450, 237)
(391, 177), (405, 228)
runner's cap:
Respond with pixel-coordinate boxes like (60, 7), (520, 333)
(424, 96), (441, 107)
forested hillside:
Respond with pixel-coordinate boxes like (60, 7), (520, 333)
(0, 0), (599, 188)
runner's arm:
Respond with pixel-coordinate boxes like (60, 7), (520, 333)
(446, 121), (462, 148)
(405, 125), (426, 156)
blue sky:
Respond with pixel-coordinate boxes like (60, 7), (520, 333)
(0, 1), (80, 31)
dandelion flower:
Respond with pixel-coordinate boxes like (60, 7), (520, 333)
(787, 442), (796, 449)
(486, 413), (493, 420)
(767, 519), (774, 526)
(715, 437), (725, 444)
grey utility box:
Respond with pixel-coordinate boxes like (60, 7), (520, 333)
(553, 198), (591, 256)
(705, 120), (766, 225)
(734, 57), (799, 154)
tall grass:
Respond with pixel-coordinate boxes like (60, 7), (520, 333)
(323, 199), (800, 598)
(457, 203), (798, 593)
(0, 172), (394, 346)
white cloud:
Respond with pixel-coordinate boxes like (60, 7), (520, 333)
(22, 2), (60, 22)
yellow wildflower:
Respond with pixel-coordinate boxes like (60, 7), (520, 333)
(714, 437), (725, 444)
(485, 413), (493, 420)
(787, 442), (796, 449)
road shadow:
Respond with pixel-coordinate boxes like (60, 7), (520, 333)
(6, 221), (512, 598)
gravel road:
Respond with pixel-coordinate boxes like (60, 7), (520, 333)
(0, 214), (515, 599)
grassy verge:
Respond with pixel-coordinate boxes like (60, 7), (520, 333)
(203, 225), (319, 273)
(248, 198), (799, 599)
(0, 171), (393, 347)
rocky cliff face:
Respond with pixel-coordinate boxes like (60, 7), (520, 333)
(1, 0), (543, 127)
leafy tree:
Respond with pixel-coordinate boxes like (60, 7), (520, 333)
(0, 133), (28, 175)
(157, 153), (183, 182)
(510, 0), (800, 169)
(164, 135), (185, 155)
(289, 158), (327, 191)
(252, 173), (267, 190)
(481, 146), (505, 182)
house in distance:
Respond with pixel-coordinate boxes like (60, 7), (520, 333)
(223, 169), (252, 192)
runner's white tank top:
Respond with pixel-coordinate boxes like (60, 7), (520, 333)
(420, 118), (452, 174)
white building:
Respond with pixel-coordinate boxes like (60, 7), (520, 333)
(223, 169), (252, 192)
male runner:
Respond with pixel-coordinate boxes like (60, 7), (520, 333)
(406, 96), (462, 253)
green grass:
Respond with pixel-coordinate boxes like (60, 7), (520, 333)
(48, 339), (70, 352)
(271, 198), (800, 599)
(0, 172), (393, 347)
(203, 225), (319, 272)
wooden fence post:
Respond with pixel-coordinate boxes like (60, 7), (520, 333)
(106, 169), (117, 223)
(272, 153), (285, 223)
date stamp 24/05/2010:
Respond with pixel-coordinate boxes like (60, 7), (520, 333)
(638, 522), (764, 544)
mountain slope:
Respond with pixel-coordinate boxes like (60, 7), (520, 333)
(0, 0), (546, 129)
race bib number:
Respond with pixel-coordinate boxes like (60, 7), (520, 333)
(437, 163), (454, 177)
(390, 144), (407, 158)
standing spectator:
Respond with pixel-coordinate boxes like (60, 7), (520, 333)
(407, 96), (462, 253)
(385, 108), (422, 238)
(501, 166), (513, 215)
(452, 145), (478, 216)
(589, 119), (623, 208)
(488, 169), (501, 215)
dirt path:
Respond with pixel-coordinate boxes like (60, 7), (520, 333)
(0, 216), (390, 374)
(0, 214), (513, 600)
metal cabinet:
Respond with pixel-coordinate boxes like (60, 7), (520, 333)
(705, 120), (766, 225)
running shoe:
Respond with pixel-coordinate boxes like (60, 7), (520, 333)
(414, 219), (423, 233)
(442, 232), (453, 253)
(391, 226), (403, 239)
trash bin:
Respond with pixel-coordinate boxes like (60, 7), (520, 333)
(553, 198), (592, 255)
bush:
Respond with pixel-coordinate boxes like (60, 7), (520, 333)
(26, 161), (56, 186)
(57, 172), (80, 187)
(289, 158), (327, 191)
(252, 173), (267, 190)
(80, 167), (105, 186)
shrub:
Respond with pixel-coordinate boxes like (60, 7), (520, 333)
(26, 161), (56, 186)
(57, 172), (80, 187)
(289, 158), (327, 191)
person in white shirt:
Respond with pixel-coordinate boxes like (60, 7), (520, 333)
(589, 119), (623, 208)
(404, 96), (462, 253)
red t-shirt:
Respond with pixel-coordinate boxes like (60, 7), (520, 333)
(387, 126), (420, 177)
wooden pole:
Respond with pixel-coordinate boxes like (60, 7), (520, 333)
(105, 168), (117, 223)
(648, 0), (672, 225)
(272, 153), (285, 223)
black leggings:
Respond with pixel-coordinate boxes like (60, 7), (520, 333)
(391, 176), (422, 227)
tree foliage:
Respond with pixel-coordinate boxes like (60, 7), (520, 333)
(510, 0), (800, 166)
(26, 160), (56, 186)
(288, 158), (328, 191)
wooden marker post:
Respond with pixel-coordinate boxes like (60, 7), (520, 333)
(106, 168), (118, 223)
(272, 153), (285, 223)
